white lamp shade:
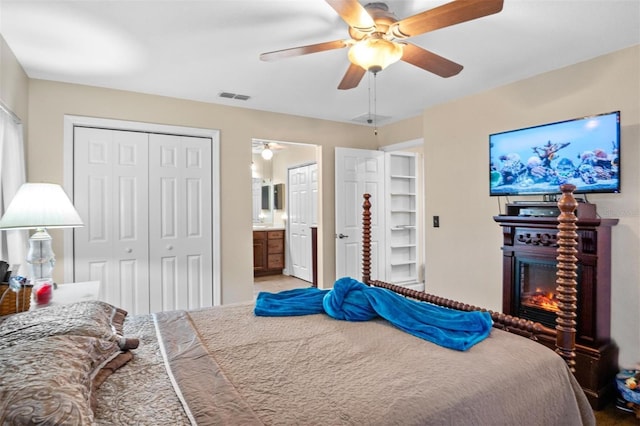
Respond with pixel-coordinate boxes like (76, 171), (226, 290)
(0, 183), (84, 230)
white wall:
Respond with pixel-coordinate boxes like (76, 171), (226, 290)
(422, 45), (639, 367)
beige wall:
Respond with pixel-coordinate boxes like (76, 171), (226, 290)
(422, 45), (640, 367)
(0, 35), (28, 124)
(377, 115), (423, 145)
(26, 80), (380, 303)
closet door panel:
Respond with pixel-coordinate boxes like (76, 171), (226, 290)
(74, 128), (113, 300)
(149, 134), (212, 311)
(112, 131), (150, 314)
(87, 176), (108, 242)
(186, 178), (203, 237)
(187, 254), (203, 308)
(74, 127), (150, 314)
(160, 177), (178, 238)
(160, 256), (178, 312)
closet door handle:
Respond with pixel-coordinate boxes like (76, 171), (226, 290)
(125, 248), (132, 253)
(338, 233), (348, 239)
(166, 245), (173, 251)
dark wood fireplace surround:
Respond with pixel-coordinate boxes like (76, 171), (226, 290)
(494, 202), (618, 409)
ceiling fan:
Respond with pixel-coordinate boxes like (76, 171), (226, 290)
(260, 0), (503, 90)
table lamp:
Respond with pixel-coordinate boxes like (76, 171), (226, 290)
(0, 183), (84, 291)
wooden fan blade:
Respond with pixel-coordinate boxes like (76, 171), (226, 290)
(325, 0), (376, 33)
(390, 0), (503, 38)
(260, 40), (348, 61)
(338, 63), (366, 90)
(401, 43), (463, 78)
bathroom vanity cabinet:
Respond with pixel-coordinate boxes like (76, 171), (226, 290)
(253, 229), (285, 276)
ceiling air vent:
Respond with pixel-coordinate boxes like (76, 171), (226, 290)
(218, 92), (251, 101)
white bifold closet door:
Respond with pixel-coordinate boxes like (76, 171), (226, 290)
(73, 127), (212, 315)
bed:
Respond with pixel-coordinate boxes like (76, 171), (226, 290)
(0, 185), (595, 425)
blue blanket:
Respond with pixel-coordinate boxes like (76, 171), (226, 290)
(254, 277), (493, 351)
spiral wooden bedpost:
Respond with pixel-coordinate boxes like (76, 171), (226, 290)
(359, 192), (571, 356)
(555, 184), (579, 372)
(362, 193), (372, 285)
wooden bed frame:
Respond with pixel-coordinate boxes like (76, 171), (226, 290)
(361, 184), (579, 369)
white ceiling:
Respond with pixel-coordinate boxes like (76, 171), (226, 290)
(2, 0), (639, 126)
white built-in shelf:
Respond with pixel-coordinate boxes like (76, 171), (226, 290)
(390, 225), (416, 231)
(390, 260), (417, 266)
(385, 152), (419, 288)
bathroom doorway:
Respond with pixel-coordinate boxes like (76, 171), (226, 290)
(251, 139), (319, 288)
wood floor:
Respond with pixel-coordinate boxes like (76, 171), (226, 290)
(594, 400), (639, 425)
(253, 274), (638, 424)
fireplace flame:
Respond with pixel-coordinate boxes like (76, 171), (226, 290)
(522, 290), (560, 313)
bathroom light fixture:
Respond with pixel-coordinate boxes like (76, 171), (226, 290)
(261, 144), (274, 160)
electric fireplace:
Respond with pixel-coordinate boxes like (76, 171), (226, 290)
(515, 258), (580, 329)
(494, 204), (618, 409)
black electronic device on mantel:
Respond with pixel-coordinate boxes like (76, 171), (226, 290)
(489, 111), (620, 196)
(505, 201), (597, 219)
(518, 207), (560, 217)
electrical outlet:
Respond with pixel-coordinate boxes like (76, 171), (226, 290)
(433, 216), (439, 228)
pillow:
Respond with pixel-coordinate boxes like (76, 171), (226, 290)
(0, 301), (139, 351)
(0, 334), (132, 424)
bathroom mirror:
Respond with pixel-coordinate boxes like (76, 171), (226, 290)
(252, 177), (272, 224)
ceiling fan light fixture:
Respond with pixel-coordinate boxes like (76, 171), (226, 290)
(261, 144), (274, 160)
(348, 37), (403, 73)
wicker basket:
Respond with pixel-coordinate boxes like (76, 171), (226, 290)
(0, 282), (32, 315)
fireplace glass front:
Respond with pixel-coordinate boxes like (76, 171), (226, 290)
(516, 258), (579, 328)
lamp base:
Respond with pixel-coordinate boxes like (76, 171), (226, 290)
(26, 227), (55, 284)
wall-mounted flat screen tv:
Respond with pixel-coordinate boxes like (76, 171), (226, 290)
(489, 111), (620, 196)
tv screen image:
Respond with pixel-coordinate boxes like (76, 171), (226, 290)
(489, 111), (620, 196)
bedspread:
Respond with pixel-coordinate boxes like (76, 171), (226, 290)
(95, 303), (595, 425)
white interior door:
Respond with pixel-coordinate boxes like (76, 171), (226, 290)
(287, 163), (315, 282)
(335, 148), (385, 282)
(310, 163), (318, 227)
(148, 134), (212, 312)
(73, 127), (150, 314)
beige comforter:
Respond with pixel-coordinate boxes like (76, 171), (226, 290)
(96, 303), (595, 425)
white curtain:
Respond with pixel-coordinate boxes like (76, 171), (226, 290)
(0, 106), (27, 276)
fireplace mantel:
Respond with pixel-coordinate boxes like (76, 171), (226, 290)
(494, 206), (618, 409)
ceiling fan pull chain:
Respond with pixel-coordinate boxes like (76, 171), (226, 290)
(367, 72), (372, 124)
(373, 72), (378, 136)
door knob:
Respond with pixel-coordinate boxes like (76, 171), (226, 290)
(125, 248), (132, 253)
(166, 245), (173, 250)
(338, 233), (348, 239)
